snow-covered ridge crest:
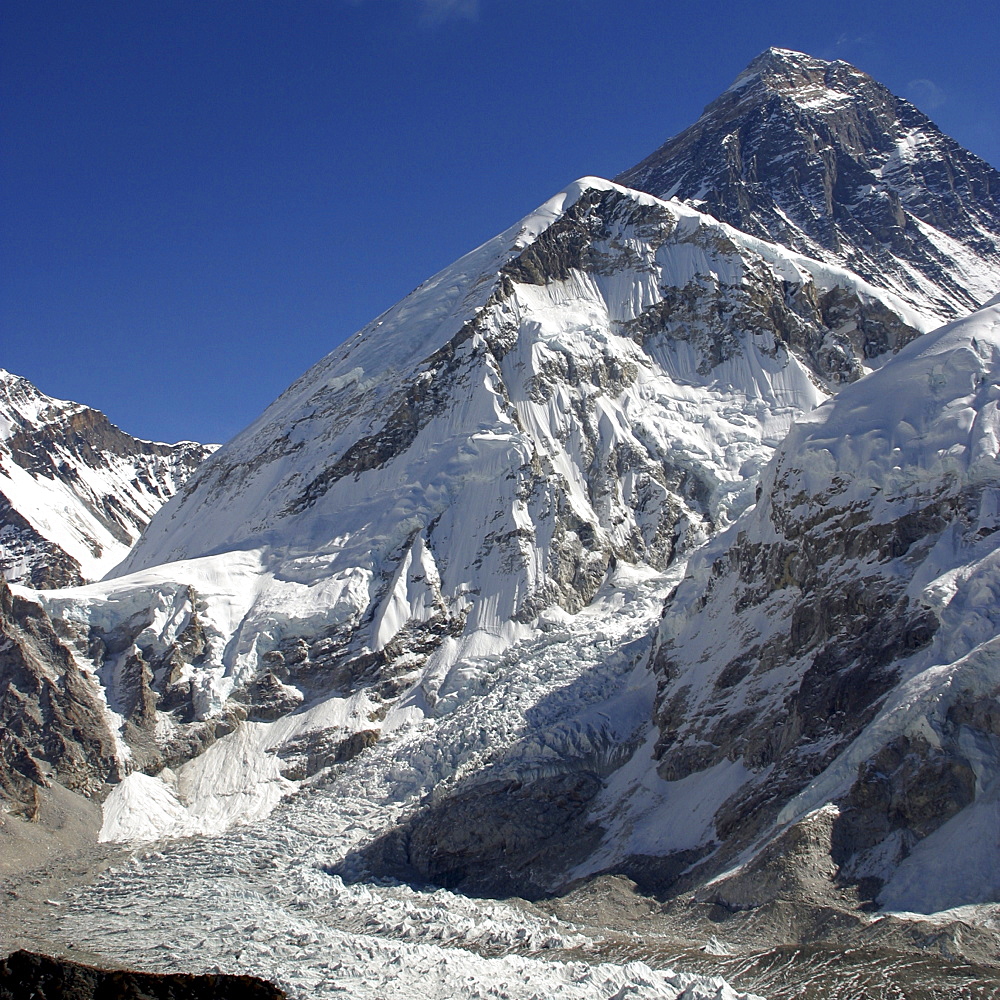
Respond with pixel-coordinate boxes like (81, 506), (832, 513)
(0, 369), (214, 587)
(116, 175), (931, 573)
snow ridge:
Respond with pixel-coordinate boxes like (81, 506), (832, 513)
(0, 370), (214, 586)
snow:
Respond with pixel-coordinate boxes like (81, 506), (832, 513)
(28, 180), (900, 819)
(22, 177), (969, 926)
(0, 369), (213, 583)
(44, 565), (762, 998)
(98, 682), (382, 841)
(582, 733), (754, 871)
(640, 296), (1000, 914)
(72, 180), (919, 726)
(17, 174), (997, 987)
(879, 757), (1000, 913)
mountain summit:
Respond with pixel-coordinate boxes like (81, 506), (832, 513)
(618, 48), (1000, 321)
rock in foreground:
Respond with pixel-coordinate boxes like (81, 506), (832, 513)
(0, 950), (286, 1000)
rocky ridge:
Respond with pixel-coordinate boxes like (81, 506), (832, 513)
(619, 294), (1000, 914)
(0, 576), (120, 817)
(0, 369), (214, 587)
(619, 48), (1000, 321)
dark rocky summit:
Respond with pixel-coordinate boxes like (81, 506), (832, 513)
(619, 47), (1000, 319)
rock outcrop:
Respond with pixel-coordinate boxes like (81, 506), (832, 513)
(630, 296), (1000, 912)
(0, 576), (120, 815)
(0, 951), (286, 1000)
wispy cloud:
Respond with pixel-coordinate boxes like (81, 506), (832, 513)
(835, 32), (875, 49)
(906, 78), (946, 111)
(345, 0), (480, 21)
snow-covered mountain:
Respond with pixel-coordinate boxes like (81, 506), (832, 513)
(3, 48), (1000, 1000)
(34, 176), (933, 802)
(0, 370), (214, 587)
(619, 48), (1000, 322)
(585, 292), (1000, 917)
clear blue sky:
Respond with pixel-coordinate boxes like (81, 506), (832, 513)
(3, 0), (998, 444)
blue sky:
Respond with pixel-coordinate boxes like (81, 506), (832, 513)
(3, 0), (998, 444)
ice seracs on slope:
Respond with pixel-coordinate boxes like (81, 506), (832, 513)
(618, 48), (1000, 322)
(0, 369), (214, 587)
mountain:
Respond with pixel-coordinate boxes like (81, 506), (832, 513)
(4, 49), (1000, 1000)
(0, 370), (215, 587)
(594, 292), (1000, 916)
(40, 177), (931, 805)
(618, 47), (1000, 322)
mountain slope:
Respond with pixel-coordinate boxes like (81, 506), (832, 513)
(31, 177), (933, 809)
(0, 370), (214, 587)
(594, 293), (1000, 915)
(618, 48), (1000, 322)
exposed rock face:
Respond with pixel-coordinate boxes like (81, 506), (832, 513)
(345, 771), (605, 899)
(619, 47), (1000, 320)
(0, 369), (214, 587)
(634, 297), (1000, 911)
(0, 951), (286, 1000)
(0, 576), (121, 815)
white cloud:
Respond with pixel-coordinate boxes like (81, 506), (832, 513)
(906, 78), (946, 111)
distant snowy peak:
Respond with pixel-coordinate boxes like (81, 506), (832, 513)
(0, 369), (215, 587)
(618, 47), (1000, 321)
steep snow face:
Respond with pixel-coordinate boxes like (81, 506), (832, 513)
(0, 370), (214, 587)
(621, 297), (1000, 913)
(39, 178), (932, 792)
(618, 48), (1000, 323)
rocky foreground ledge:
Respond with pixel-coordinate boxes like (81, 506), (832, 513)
(0, 950), (286, 1000)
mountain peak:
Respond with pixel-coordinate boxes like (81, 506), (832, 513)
(723, 47), (871, 108)
(736, 46), (828, 79)
(616, 49), (1000, 321)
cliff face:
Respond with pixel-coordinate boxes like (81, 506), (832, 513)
(642, 296), (1000, 913)
(0, 576), (120, 815)
(619, 48), (1000, 322)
